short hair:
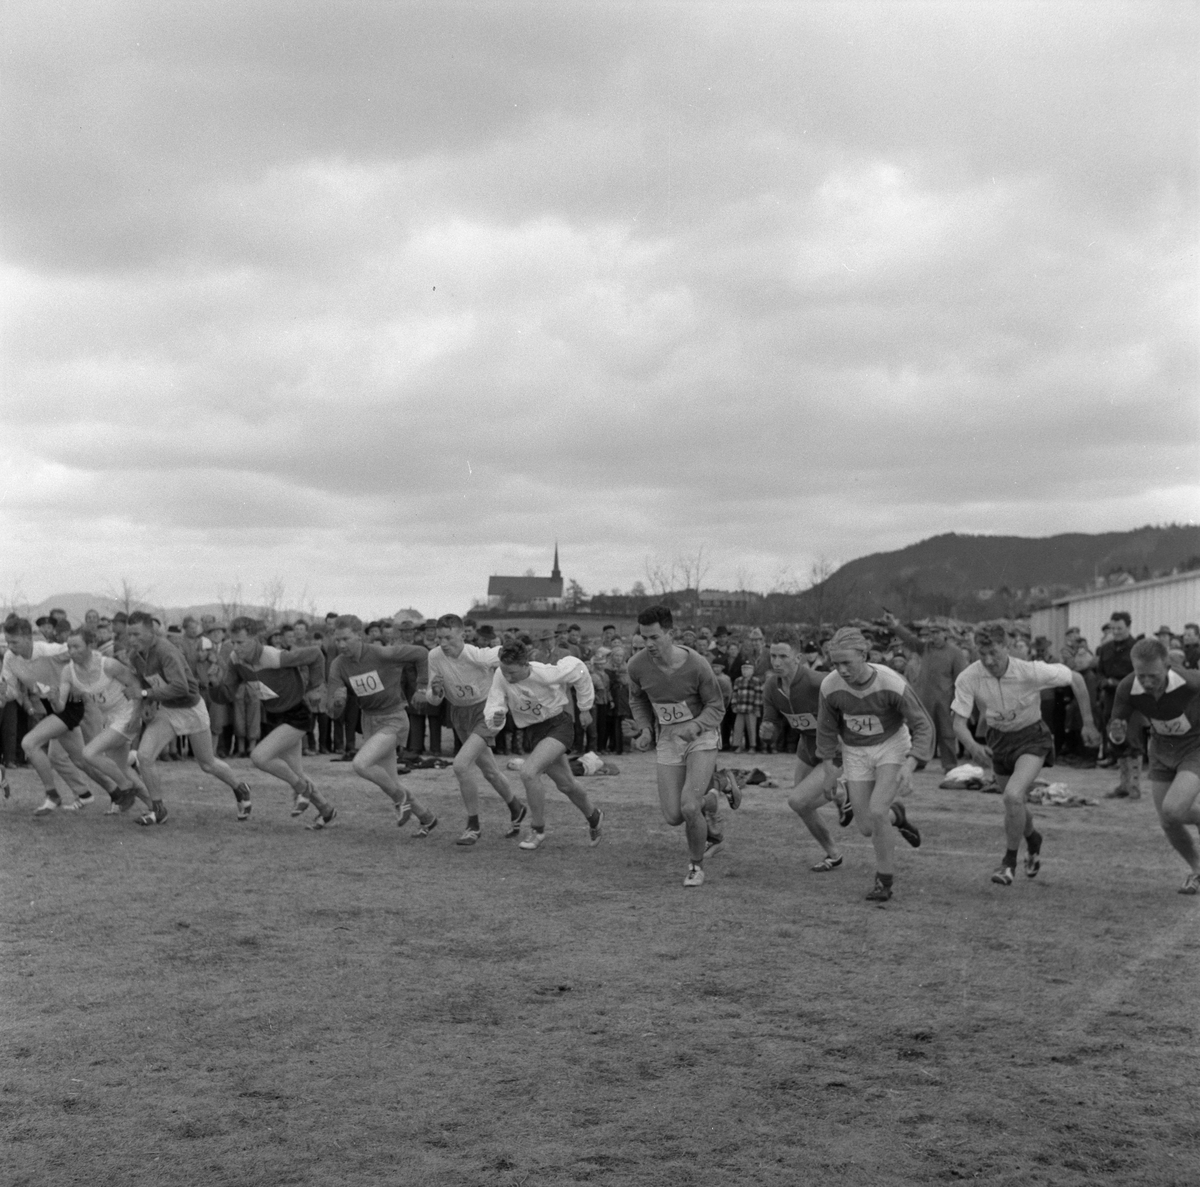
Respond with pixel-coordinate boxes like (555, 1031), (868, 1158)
(6, 617), (33, 637)
(229, 616), (262, 636)
(182, 615), (198, 628)
(1110, 611), (1132, 627)
(50, 608), (67, 618)
(334, 615), (364, 633)
(35, 616), (52, 626)
(974, 623), (1009, 650)
(771, 629), (798, 648)
(436, 613), (464, 631)
(499, 641), (530, 666)
(637, 605), (674, 630)
(603, 624), (616, 632)
(1186, 622), (1199, 633)
(569, 623), (580, 631)
(113, 612), (128, 624)
(463, 616), (477, 627)
(1131, 637), (1168, 665)
(69, 626), (98, 646)
(85, 608), (99, 619)
(128, 611), (154, 628)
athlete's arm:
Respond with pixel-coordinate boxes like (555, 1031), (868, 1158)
(814, 688), (840, 766)
(625, 663), (656, 750)
(108, 658), (146, 708)
(483, 669), (509, 730)
(143, 646), (192, 703)
(205, 655), (245, 705)
(759, 677), (783, 741)
(897, 683), (935, 764)
(1107, 674), (1135, 744)
(952, 710), (991, 765)
(692, 658), (726, 734)
(1069, 671), (1101, 748)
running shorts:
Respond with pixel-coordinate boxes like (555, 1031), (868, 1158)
(525, 712), (574, 751)
(361, 709), (410, 744)
(41, 698), (86, 731)
(985, 720), (1055, 777)
(1147, 733), (1200, 784)
(795, 731), (842, 769)
(656, 721), (720, 767)
(841, 725), (911, 783)
(263, 702), (314, 734)
(157, 699), (211, 738)
(102, 700), (139, 740)
(450, 701), (494, 746)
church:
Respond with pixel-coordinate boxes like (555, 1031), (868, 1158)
(485, 546), (565, 611)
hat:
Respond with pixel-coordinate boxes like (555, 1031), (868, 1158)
(397, 620), (414, 629)
(1157, 625), (1173, 635)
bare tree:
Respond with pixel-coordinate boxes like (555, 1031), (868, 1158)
(107, 577), (153, 617)
(260, 577), (286, 627)
(217, 581), (245, 623)
(643, 555), (679, 597)
(767, 565), (802, 596)
(2, 575), (30, 618)
(676, 545), (712, 593)
(734, 564), (758, 593)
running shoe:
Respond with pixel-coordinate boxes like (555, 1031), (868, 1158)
(456, 827), (481, 846)
(61, 799), (83, 811)
(518, 828), (545, 850)
(1178, 872), (1200, 896)
(714, 769), (743, 810)
(991, 864), (1015, 886)
(234, 782), (252, 821)
(588, 809), (604, 847)
(683, 862), (705, 888)
(307, 806), (338, 831)
(395, 800), (414, 828)
(415, 814), (438, 838)
(811, 854), (844, 873)
(33, 797), (59, 816)
(291, 786), (311, 817)
(76, 790), (95, 806)
(865, 875), (892, 901)
(137, 802), (168, 827)
(833, 779), (854, 827)
(504, 801), (528, 837)
(1023, 849), (1041, 879)
(891, 801), (921, 848)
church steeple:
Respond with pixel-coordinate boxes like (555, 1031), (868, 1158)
(551, 542), (561, 581)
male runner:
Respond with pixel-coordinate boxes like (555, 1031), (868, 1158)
(59, 627), (153, 814)
(327, 616), (438, 834)
(424, 613), (526, 845)
(816, 627), (931, 902)
(212, 617), (333, 826)
(626, 606), (735, 888)
(1107, 637), (1200, 894)
(483, 640), (602, 850)
(952, 622), (1100, 886)
(2, 619), (119, 814)
(759, 629), (853, 872)
(124, 611), (251, 825)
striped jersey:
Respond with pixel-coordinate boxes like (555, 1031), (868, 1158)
(816, 663), (934, 761)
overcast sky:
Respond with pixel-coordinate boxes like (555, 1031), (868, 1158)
(2, 0), (1196, 618)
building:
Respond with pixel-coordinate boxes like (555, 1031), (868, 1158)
(1030, 570), (1200, 651)
(486, 546), (565, 611)
(696, 588), (763, 616)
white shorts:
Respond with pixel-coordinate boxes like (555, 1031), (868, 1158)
(841, 725), (911, 783)
(102, 701), (140, 741)
(656, 723), (721, 768)
(157, 699), (211, 738)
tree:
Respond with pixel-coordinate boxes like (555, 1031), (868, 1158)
(2, 576), (30, 619)
(107, 577), (153, 617)
(217, 581), (245, 623)
(676, 545), (712, 593)
(565, 579), (587, 611)
(260, 577), (286, 626)
(644, 556), (678, 597)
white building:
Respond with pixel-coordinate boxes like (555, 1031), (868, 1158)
(1030, 571), (1200, 651)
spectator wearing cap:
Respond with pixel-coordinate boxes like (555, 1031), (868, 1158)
(1183, 623), (1200, 670)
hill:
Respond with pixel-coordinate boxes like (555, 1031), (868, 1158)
(806, 524), (1200, 621)
(8, 592), (315, 628)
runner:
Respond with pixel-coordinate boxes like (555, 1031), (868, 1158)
(58, 627), (153, 815)
(1, 618), (119, 814)
(816, 627), (932, 902)
(327, 615), (438, 834)
(951, 622), (1100, 886)
(759, 629), (853, 872)
(483, 639), (603, 851)
(1107, 637), (1200, 894)
(423, 613), (526, 845)
(626, 606), (734, 888)
(124, 611), (251, 826)
(211, 617), (332, 826)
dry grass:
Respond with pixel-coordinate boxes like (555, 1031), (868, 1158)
(2, 753), (1197, 1186)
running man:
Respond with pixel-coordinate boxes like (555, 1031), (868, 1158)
(483, 639), (603, 850)
(816, 627), (931, 902)
(423, 613), (526, 845)
(124, 611), (251, 826)
(2, 618), (119, 814)
(626, 606), (735, 888)
(327, 616), (438, 835)
(1107, 637), (1200, 894)
(759, 629), (853, 872)
(211, 617), (333, 826)
(59, 627), (153, 815)
(952, 622), (1100, 886)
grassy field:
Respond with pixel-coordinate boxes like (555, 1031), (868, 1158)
(2, 750), (1198, 1187)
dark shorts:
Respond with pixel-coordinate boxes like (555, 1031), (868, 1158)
(43, 698), (85, 731)
(795, 732), (841, 770)
(987, 720), (1055, 778)
(450, 701), (494, 746)
(525, 713), (574, 752)
(1147, 733), (1200, 784)
(263, 703), (314, 734)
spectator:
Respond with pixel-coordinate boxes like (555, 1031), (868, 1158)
(884, 614), (967, 773)
(1183, 623), (1200, 670)
(730, 661), (764, 752)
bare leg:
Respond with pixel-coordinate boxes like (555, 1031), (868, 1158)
(787, 761), (839, 858)
(22, 716), (70, 797)
(352, 729), (431, 819)
(1154, 772), (1200, 873)
(997, 753), (1047, 851)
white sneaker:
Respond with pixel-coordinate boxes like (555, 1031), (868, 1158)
(61, 799), (83, 811)
(518, 829), (546, 850)
(33, 797), (59, 816)
(683, 862), (705, 888)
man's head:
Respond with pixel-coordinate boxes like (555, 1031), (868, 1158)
(112, 612), (128, 637)
(498, 640), (532, 684)
(228, 616), (264, 663)
(66, 627), (98, 664)
(974, 623), (1011, 679)
(1184, 623), (1200, 646)
(436, 613), (465, 656)
(4, 617), (34, 659)
(84, 608), (100, 629)
(827, 627), (872, 685)
(769, 629), (800, 675)
(1131, 636), (1170, 695)
(332, 614), (365, 657)
(1065, 626), (1081, 644)
(127, 611), (158, 652)
(49, 608), (68, 623)
(462, 616), (477, 643)
(602, 624), (617, 641)
(920, 622), (947, 647)
(1109, 611), (1132, 641)
(182, 615), (202, 638)
(568, 625), (581, 643)
(637, 605), (674, 659)
(35, 616), (55, 641)
(293, 620), (309, 642)
(324, 612), (338, 626)
(201, 614), (216, 632)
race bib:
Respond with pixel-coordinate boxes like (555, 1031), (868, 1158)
(347, 670), (384, 697)
(1151, 713), (1193, 737)
(249, 681), (279, 701)
(784, 712), (817, 731)
(844, 713), (884, 737)
(517, 698), (545, 719)
(453, 683), (475, 700)
(984, 707), (1021, 725)
(90, 686), (120, 708)
(654, 701), (693, 725)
